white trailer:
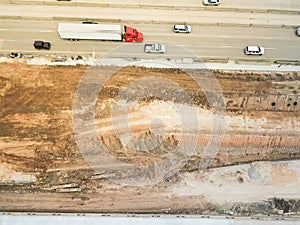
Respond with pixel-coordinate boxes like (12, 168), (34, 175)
(58, 23), (124, 41)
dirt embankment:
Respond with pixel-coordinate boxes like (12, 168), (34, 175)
(0, 63), (299, 215)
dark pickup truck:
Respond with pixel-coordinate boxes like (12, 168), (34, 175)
(33, 41), (51, 50)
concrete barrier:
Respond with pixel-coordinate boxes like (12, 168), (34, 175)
(234, 58), (274, 65)
(202, 57), (229, 63)
(53, 16), (121, 23)
(274, 60), (300, 66)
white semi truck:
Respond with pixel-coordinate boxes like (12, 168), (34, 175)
(57, 23), (144, 42)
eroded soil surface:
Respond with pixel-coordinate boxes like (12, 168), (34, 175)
(0, 63), (299, 216)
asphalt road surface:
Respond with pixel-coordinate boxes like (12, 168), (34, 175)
(1, 0), (300, 12)
(1, 4), (300, 27)
(0, 19), (299, 61)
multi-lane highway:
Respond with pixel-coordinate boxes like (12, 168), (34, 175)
(0, 20), (299, 61)
(1, 0), (300, 12)
(0, 0), (299, 61)
(0, 212), (299, 225)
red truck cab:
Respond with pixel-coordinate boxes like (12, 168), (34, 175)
(124, 26), (144, 42)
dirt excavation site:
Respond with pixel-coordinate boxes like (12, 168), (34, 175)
(0, 62), (300, 216)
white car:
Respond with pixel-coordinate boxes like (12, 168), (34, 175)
(173, 24), (192, 33)
(203, 0), (220, 6)
(244, 46), (265, 55)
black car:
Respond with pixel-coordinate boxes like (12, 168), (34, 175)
(33, 41), (51, 50)
(82, 21), (98, 24)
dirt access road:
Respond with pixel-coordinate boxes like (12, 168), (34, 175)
(0, 62), (299, 215)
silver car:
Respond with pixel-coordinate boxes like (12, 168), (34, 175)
(296, 27), (300, 36)
(144, 43), (166, 53)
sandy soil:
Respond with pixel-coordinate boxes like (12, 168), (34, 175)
(0, 63), (299, 215)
